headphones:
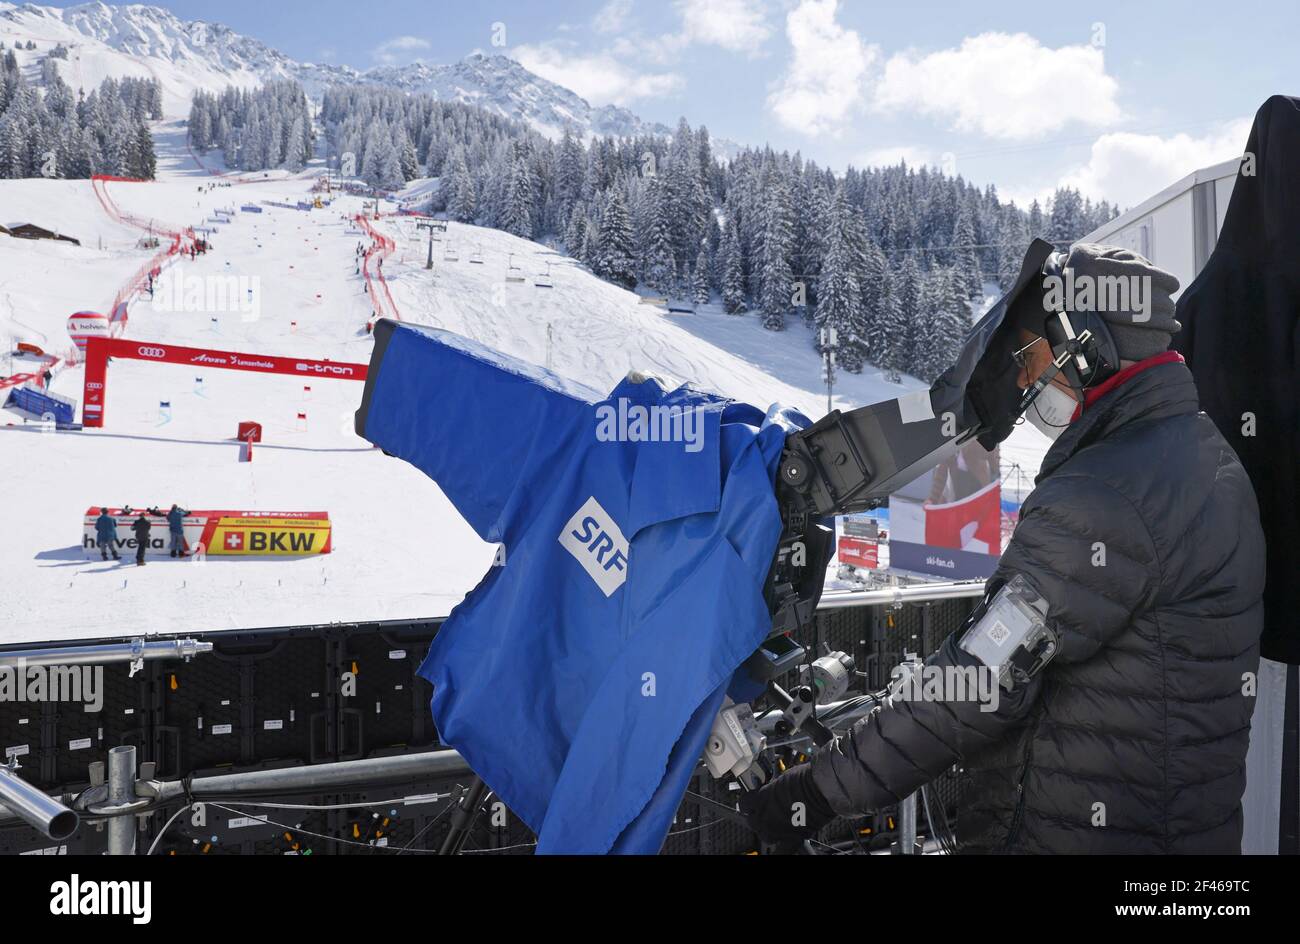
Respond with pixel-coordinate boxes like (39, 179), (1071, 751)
(1018, 251), (1120, 412)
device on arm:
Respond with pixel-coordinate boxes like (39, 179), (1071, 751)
(958, 573), (1057, 691)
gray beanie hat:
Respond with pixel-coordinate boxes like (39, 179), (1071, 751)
(1060, 243), (1181, 361)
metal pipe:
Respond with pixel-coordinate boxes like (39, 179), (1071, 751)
(0, 764), (79, 841)
(439, 777), (490, 855)
(0, 637), (212, 669)
(817, 581), (985, 611)
(106, 746), (137, 855)
(152, 747), (472, 803)
(0, 750), (474, 826)
(896, 791), (918, 854)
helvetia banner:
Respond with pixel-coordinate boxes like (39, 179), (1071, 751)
(82, 508), (332, 558)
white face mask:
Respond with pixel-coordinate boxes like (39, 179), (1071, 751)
(1024, 381), (1079, 441)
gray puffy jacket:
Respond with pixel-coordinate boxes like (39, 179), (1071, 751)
(809, 358), (1265, 853)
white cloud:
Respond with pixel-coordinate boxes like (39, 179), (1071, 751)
(676, 0), (771, 54)
(767, 0), (877, 136)
(512, 44), (684, 106)
(593, 0), (634, 34)
(1056, 118), (1251, 208)
(610, 32), (687, 66)
(372, 35), (431, 66)
(601, 0), (771, 65)
(873, 33), (1121, 141)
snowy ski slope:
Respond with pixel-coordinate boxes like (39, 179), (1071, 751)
(0, 129), (1050, 645)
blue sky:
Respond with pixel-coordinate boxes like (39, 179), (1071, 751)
(47, 0), (1300, 208)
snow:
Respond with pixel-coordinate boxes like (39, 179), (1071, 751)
(0, 123), (1047, 646)
(2, 3), (273, 117)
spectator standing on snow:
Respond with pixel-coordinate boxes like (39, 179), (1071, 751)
(131, 512), (152, 567)
(165, 503), (190, 557)
(94, 508), (120, 561)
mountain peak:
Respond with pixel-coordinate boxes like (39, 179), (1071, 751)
(1, 2), (674, 142)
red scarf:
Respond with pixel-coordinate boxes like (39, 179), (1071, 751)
(1070, 350), (1185, 422)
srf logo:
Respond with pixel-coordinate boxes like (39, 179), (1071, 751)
(558, 497), (628, 597)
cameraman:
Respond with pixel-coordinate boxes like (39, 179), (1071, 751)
(741, 245), (1266, 854)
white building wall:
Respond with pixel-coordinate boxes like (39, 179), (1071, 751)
(1077, 157), (1240, 298)
(1215, 174), (1236, 232)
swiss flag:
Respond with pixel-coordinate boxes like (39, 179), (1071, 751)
(224, 531), (244, 551)
(924, 480), (1001, 554)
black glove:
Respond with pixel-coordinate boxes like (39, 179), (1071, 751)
(737, 763), (837, 845)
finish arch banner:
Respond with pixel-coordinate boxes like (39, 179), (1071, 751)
(81, 337), (367, 428)
(83, 508), (332, 559)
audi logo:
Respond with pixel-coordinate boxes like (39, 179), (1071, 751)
(137, 346), (167, 358)
(86, 382), (103, 390)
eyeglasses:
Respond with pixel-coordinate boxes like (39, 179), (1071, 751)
(1011, 336), (1045, 369)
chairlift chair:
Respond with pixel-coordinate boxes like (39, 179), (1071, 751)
(504, 252), (526, 282)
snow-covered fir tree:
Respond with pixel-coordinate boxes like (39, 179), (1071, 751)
(859, 238), (892, 368)
(997, 205), (1031, 289)
(397, 126), (420, 182)
(188, 81), (311, 174)
(892, 254), (924, 375)
(1049, 187), (1086, 245)
(916, 267), (971, 381)
(758, 181), (795, 331)
(814, 198), (863, 372)
(0, 60), (158, 180)
(952, 200), (983, 299)
(580, 216), (601, 270)
(933, 266), (974, 374)
(721, 219), (746, 314)
(562, 200), (587, 256)
(638, 176), (676, 293)
(595, 188), (636, 288)
(500, 150), (537, 239)
(446, 147), (477, 223)
(690, 256), (711, 306)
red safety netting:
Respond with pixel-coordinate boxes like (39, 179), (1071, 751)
(0, 355), (60, 392)
(356, 214), (401, 322)
(91, 175), (196, 345)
